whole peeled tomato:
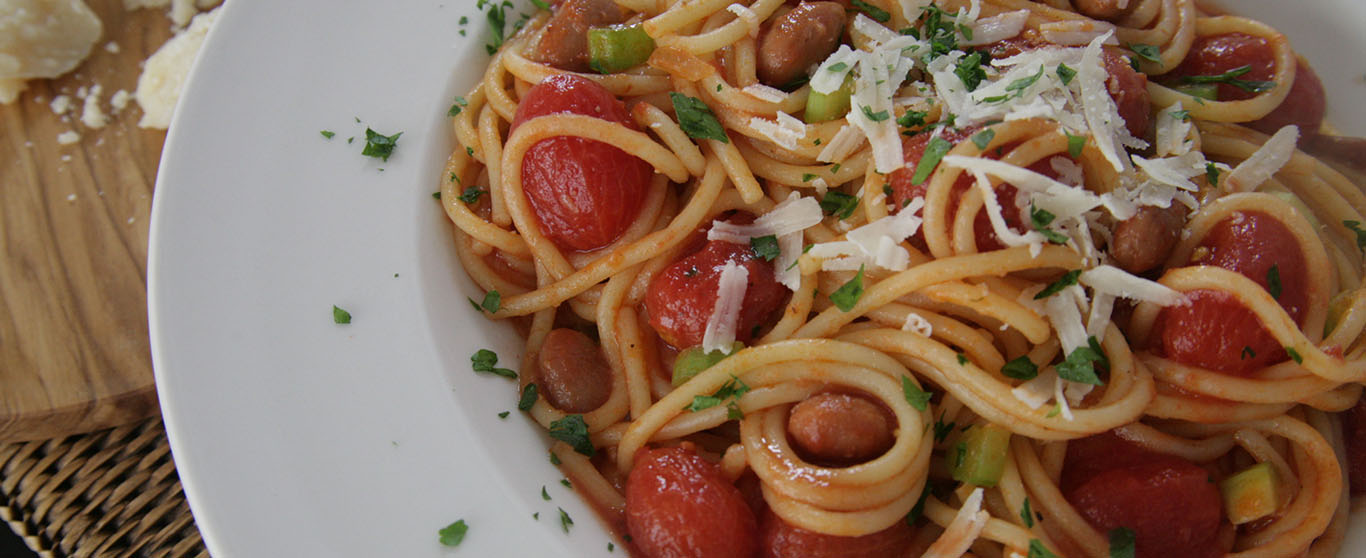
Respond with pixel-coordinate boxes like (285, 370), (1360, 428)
(625, 446), (758, 558)
(510, 74), (653, 252)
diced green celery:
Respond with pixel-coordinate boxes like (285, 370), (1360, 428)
(804, 74), (853, 124)
(587, 24), (655, 74)
(1174, 83), (1218, 101)
(672, 342), (744, 386)
(950, 424), (1011, 487)
(1220, 462), (1282, 525)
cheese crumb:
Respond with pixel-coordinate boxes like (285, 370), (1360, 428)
(135, 6), (220, 129)
(50, 94), (74, 115)
(57, 130), (82, 144)
(104, 41), (121, 54)
(80, 83), (107, 128)
(110, 89), (132, 112)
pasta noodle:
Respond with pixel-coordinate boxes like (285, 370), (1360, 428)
(441, 0), (1366, 556)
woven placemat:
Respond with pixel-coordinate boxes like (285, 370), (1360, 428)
(0, 417), (207, 558)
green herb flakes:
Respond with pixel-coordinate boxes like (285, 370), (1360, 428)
(830, 265), (866, 311)
(518, 383), (538, 411)
(332, 305), (352, 324)
(750, 235), (781, 261)
(438, 519), (468, 547)
(902, 376), (932, 411)
(670, 93), (728, 143)
(470, 348), (517, 379)
(549, 415), (595, 456)
(361, 128), (402, 162)
(1001, 355), (1039, 380)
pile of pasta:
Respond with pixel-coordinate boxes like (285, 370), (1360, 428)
(441, 0), (1366, 556)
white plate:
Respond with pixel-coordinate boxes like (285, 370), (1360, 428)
(149, 1), (1366, 556)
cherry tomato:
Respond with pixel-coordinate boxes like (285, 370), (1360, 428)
(1192, 211), (1308, 323)
(1249, 59), (1326, 136)
(625, 446), (759, 558)
(1063, 432), (1226, 558)
(1169, 33), (1275, 102)
(510, 74), (653, 252)
(1344, 397), (1366, 495)
(1153, 211), (1307, 375)
(758, 507), (914, 558)
(645, 216), (789, 349)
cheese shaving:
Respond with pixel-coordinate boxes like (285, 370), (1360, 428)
(903, 312), (933, 337)
(817, 124), (865, 163)
(750, 115), (804, 150)
(962, 10), (1028, 46)
(923, 487), (989, 558)
(725, 3), (760, 38)
(1039, 20), (1120, 46)
(1079, 265), (1186, 306)
(707, 195), (823, 243)
(702, 262), (749, 353)
(1225, 125), (1299, 193)
(741, 84), (787, 103)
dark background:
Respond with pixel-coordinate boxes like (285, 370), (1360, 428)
(0, 524), (37, 558)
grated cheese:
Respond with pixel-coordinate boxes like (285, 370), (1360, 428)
(1225, 125), (1299, 193)
(902, 312), (933, 337)
(741, 84), (787, 103)
(702, 261), (750, 353)
(817, 124), (865, 163)
(1154, 101), (1192, 157)
(962, 10), (1028, 46)
(923, 487), (989, 558)
(750, 115), (804, 150)
(725, 3), (760, 38)
(1039, 20), (1119, 46)
(1079, 265), (1186, 306)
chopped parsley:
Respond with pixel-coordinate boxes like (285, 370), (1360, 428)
(850, 0), (890, 22)
(1170, 109), (1191, 121)
(1004, 65), (1046, 98)
(1055, 63), (1076, 85)
(549, 452), (561, 465)
(542, 486), (551, 501)
(518, 383), (538, 411)
(827, 61), (849, 73)
(1179, 64), (1275, 94)
(801, 173), (818, 182)
(471, 290), (501, 313)
(898, 110), (929, 129)
(1266, 265), (1282, 299)
(1034, 270), (1081, 300)
(529, 0), (550, 9)
(933, 414), (956, 443)
(1206, 162), (1221, 187)
(477, 0), (513, 55)
(784, 244), (814, 271)
(332, 305), (352, 324)
(902, 376), (932, 411)
(911, 136), (953, 185)
(820, 191), (860, 220)
(750, 235), (781, 261)
(1127, 43), (1162, 63)
(1242, 346), (1256, 360)
(1001, 355), (1039, 380)
(319, 130), (335, 139)
(971, 129), (996, 150)
(1029, 539), (1059, 558)
(1029, 205), (1070, 245)
(497, 411), (510, 419)
(561, 479), (572, 489)
(861, 105), (891, 122)
(432, 191), (442, 200)
(956, 353), (969, 365)
(686, 376), (750, 420)
(447, 96), (468, 117)
(1021, 498), (1035, 528)
(458, 186), (487, 204)
(558, 508), (574, 533)
(1055, 337), (1108, 385)
(1109, 527), (1136, 558)
(954, 51), (990, 91)
(1046, 403), (1062, 418)
(438, 519), (468, 547)
(548, 415), (595, 456)
(670, 93), (728, 143)
(906, 486), (930, 524)
(1066, 132), (1087, 158)
(829, 264), (866, 311)
(471, 348), (517, 378)
(1346, 220), (1366, 255)
(907, 3), (960, 61)
(361, 128), (402, 162)
(1286, 347), (1303, 364)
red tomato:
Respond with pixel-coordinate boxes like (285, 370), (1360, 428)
(1063, 432), (1226, 558)
(625, 447), (759, 558)
(645, 217), (789, 349)
(1153, 289), (1287, 375)
(1153, 211), (1307, 375)
(1193, 211), (1308, 324)
(889, 129), (1058, 252)
(1249, 59), (1326, 136)
(510, 74), (653, 252)
(1169, 33), (1275, 102)
(759, 507), (914, 558)
(1344, 397), (1366, 495)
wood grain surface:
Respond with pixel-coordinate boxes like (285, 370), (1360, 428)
(0, 0), (179, 441)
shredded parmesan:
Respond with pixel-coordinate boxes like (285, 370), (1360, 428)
(702, 262), (750, 353)
(1039, 20), (1119, 46)
(817, 124), (865, 163)
(903, 312), (933, 337)
(1225, 125), (1299, 193)
(962, 10), (1028, 46)
(1080, 265), (1186, 306)
(725, 3), (760, 38)
(741, 84), (787, 103)
(923, 488), (989, 558)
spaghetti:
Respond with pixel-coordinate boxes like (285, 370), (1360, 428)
(441, 0), (1366, 556)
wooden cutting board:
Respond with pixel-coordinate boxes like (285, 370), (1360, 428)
(0, 0), (179, 441)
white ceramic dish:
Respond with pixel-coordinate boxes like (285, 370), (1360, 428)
(148, 1), (1366, 556)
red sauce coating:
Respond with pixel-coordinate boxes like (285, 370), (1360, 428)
(1249, 59), (1326, 137)
(758, 507), (915, 558)
(1169, 33), (1275, 102)
(1153, 211), (1308, 375)
(625, 446), (758, 558)
(510, 74), (653, 252)
(1063, 432), (1227, 558)
(1344, 397), (1366, 495)
(645, 215), (789, 349)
